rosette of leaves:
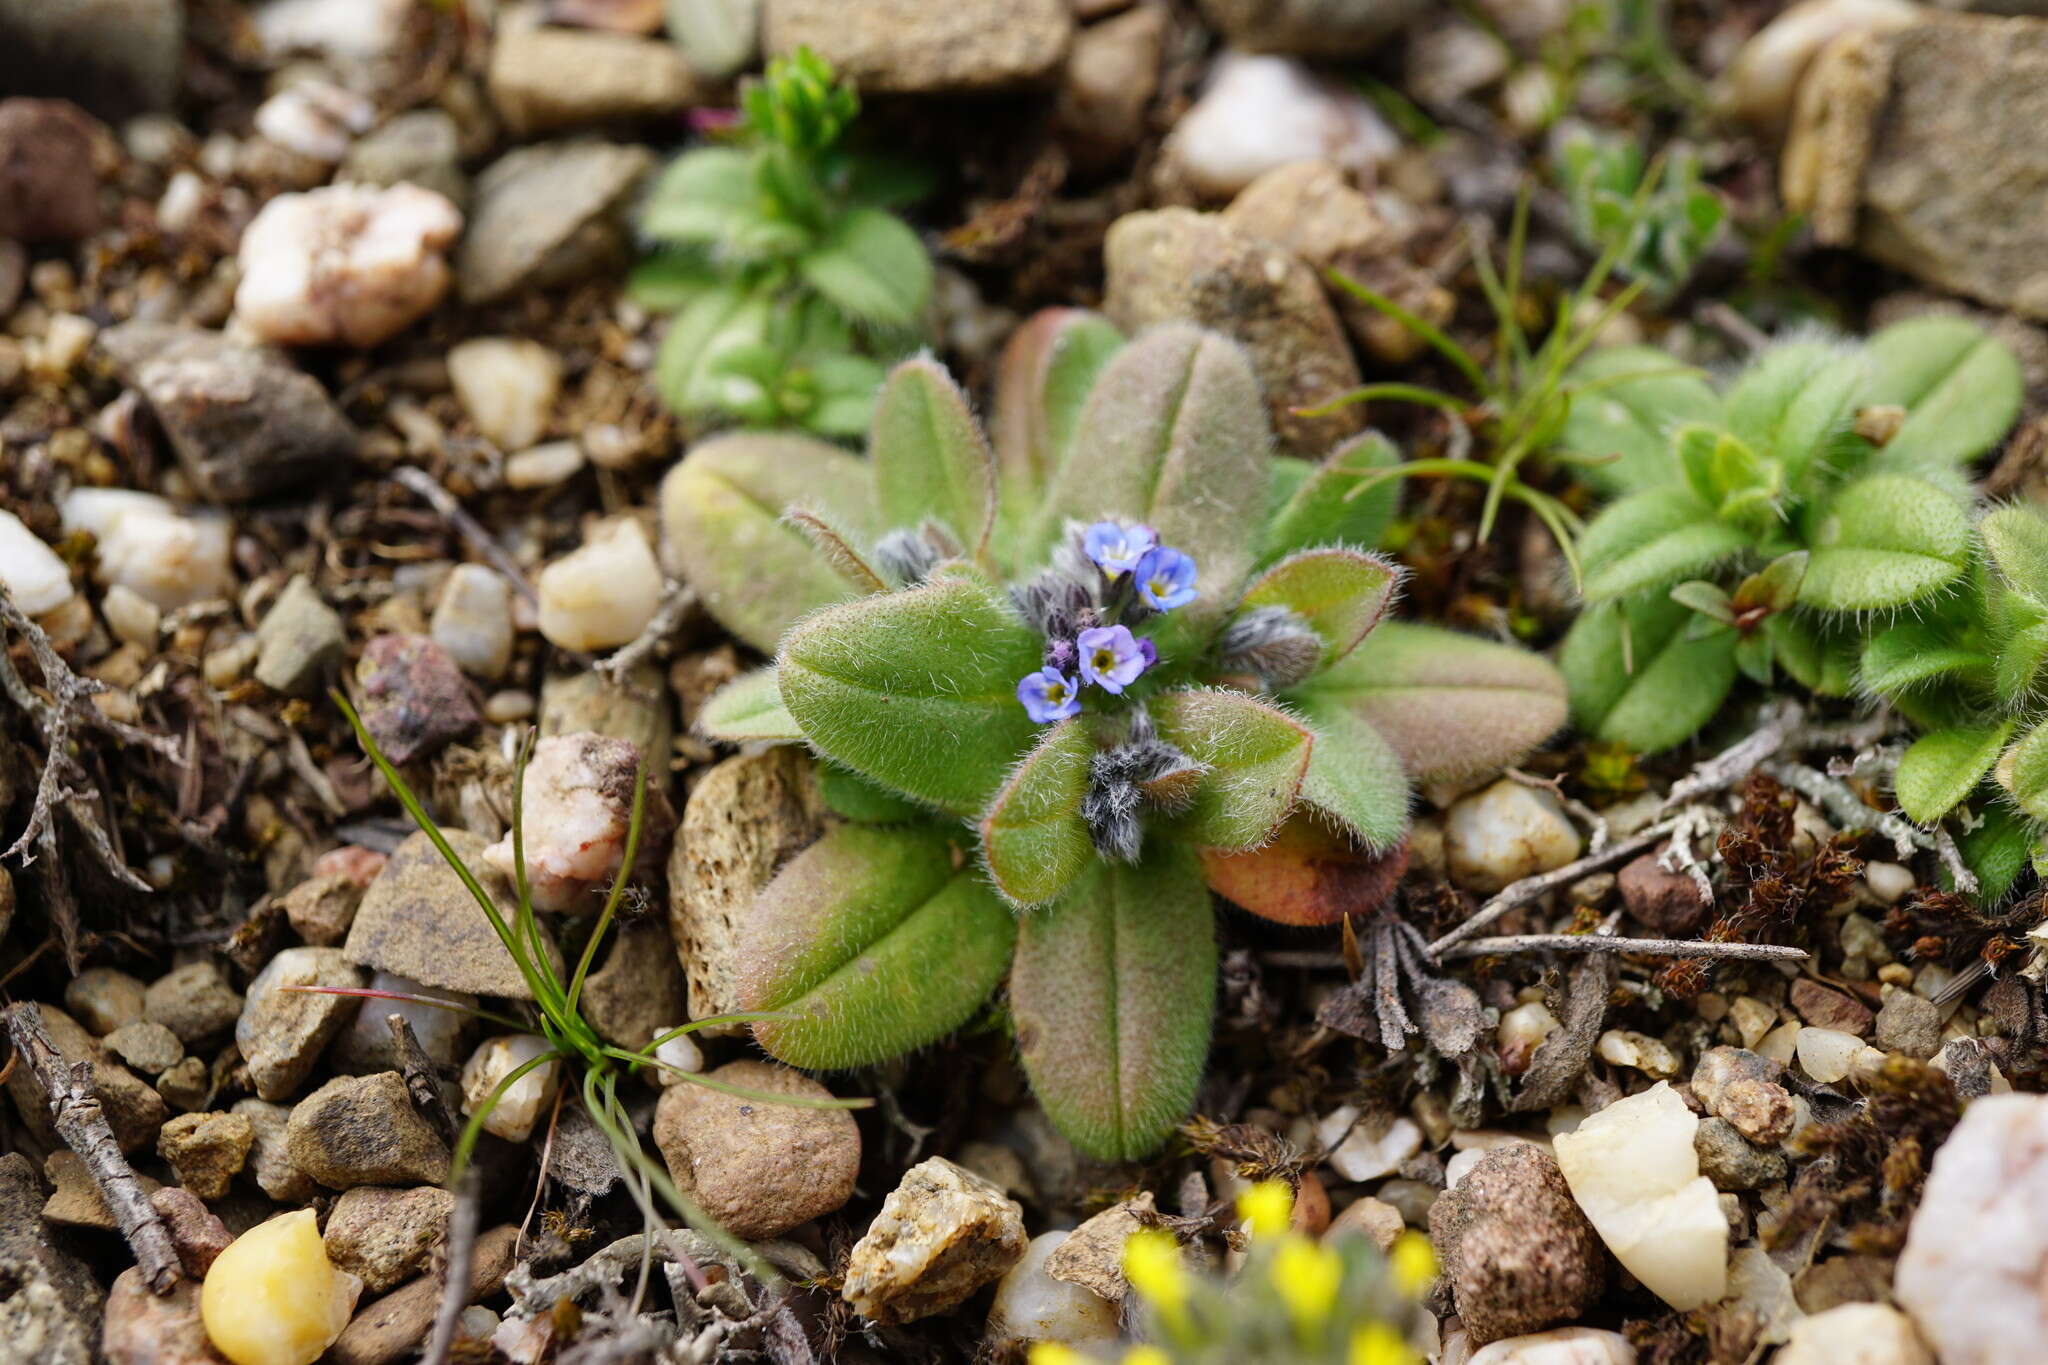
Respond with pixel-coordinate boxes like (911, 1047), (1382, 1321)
(1556, 316), (2023, 754)
(660, 312), (1567, 1159)
(1555, 125), (1724, 301)
(1856, 504), (2048, 897)
(633, 48), (932, 437)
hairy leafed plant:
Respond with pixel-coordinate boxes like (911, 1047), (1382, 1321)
(661, 312), (1567, 1159)
(1555, 316), (2023, 754)
(633, 47), (931, 437)
(1028, 1181), (1439, 1365)
(323, 694), (866, 1279)
(1855, 501), (2048, 897)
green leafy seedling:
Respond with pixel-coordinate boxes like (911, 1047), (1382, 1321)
(634, 47), (932, 437)
(663, 314), (1569, 1160)
(325, 692), (869, 1283)
(1556, 315), (2022, 754)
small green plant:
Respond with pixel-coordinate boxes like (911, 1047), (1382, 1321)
(324, 695), (867, 1279)
(1307, 191), (1672, 574)
(1029, 1181), (1439, 1365)
(1855, 502), (2048, 897)
(1555, 316), (2023, 754)
(633, 48), (932, 438)
(663, 312), (1567, 1159)
(1555, 125), (1723, 301)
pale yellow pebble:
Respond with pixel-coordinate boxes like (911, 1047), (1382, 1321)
(200, 1209), (362, 1365)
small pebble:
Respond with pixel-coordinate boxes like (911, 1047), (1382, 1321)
(1466, 1327), (1638, 1364)
(448, 337), (561, 451)
(843, 1157), (1028, 1326)
(101, 583), (161, 647)
(61, 488), (234, 611)
(504, 440), (585, 489)
(485, 689), (536, 723)
(1316, 1109), (1423, 1182)
(253, 80), (373, 162)
(481, 731), (653, 911)
(1553, 1081), (1727, 1311)
(158, 1110), (255, 1200)
(1862, 860), (1916, 905)
(459, 1034), (561, 1143)
(535, 518), (664, 652)
(235, 183), (462, 348)
(986, 1231), (1121, 1353)
(1443, 779), (1584, 894)
(105, 1019), (184, 1073)
(425, 564), (512, 679)
(651, 1025), (704, 1083)
(200, 1209), (364, 1365)
(1164, 50), (1396, 197)
(0, 509), (75, 615)
(1796, 1027), (1864, 1083)
(1596, 1028), (1683, 1079)
(254, 575), (346, 697)
(144, 960), (243, 1046)
(1776, 1302), (1932, 1365)
(65, 966), (146, 1036)
(1875, 988), (1944, 1059)
(653, 1059), (860, 1240)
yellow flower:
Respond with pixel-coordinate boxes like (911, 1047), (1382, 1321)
(1122, 1229), (1186, 1305)
(1349, 1322), (1418, 1365)
(1272, 1237), (1342, 1333)
(1389, 1231), (1438, 1297)
(1236, 1180), (1295, 1240)
(1029, 1347), (1090, 1365)
(1125, 1348), (1173, 1365)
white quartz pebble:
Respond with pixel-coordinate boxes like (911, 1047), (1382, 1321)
(1467, 1327), (1637, 1365)
(536, 519), (663, 653)
(1795, 1026), (1863, 1083)
(1553, 1081), (1728, 1311)
(431, 564), (514, 681)
(61, 488), (233, 610)
(461, 1034), (561, 1143)
(1316, 1108), (1422, 1183)
(235, 183), (462, 348)
(986, 1231), (1122, 1352)
(448, 337), (561, 452)
(1164, 51), (1397, 198)
(0, 509), (76, 614)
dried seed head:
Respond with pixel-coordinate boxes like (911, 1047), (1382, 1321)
(873, 528), (941, 587)
(1218, 606), (1323, 688)
(1081, 716), (1207, 860)
(1010, 569), (1096, 641)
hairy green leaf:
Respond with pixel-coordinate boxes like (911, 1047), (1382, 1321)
(1295, 622), (1567, 783)
(641, 147), (761, 246)
(871, 356), (996, 559)
(1259, 432), (1403, 566)
(2005, 720), (2048, 822)
(654, 284), (774, 414)
(1579, 486), (1749, 602)
(741, 824), (1014, 1069)
(816, 762), (928, 823)
(798, 207), (932, 329)
(1859, 621), (1994, 698)
(1559, 345), (1717, 496)
(1011, 846), (1216, 1162)
(1238, 547), (1400, 667)
(699, 667), (802, 742)
(777, 573), (1043, 814)
(1148, 689), (1312, 851)
(1030, 325), (1272, 645)
(1895, 723), (2013, 824)
(1982, 505), (2048, 607)
(991, 310), (1125, 559)
(1798, 474), (1970, 611)
(1287, 696), (1408, 851)
(1955, 801), (2032, 902)
(979, 719), (1097, 907)
(659, 432), (878, 652)
(1866, 315), (2023, 466)
(1560, 597), (1739, 753)
(1722, 338), (1863, 480)
(1764, 614), (1858, 696)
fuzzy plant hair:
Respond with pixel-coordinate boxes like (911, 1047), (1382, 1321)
(1555, 316), (2024, 755)
(659, 313), (1568, 1160)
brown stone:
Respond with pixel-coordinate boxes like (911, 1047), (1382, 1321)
(149, 1186), (232, 1278)
(579, 917), (688, 1052)
(764, 0), (1073, 92)
(286, 1072), (451, 1190)
(158, 1110), (254, 1200)
(652, 1059), (859, 1239)
(842, 1157), (1029, 1325)
(1103, 206), (1364, 455)
(1428, 1143), (1606, 1345)
(1617, 852), (1712, 937)
(324, 1185), (453, 1292)
(0, 98), (105, 242)
(279, 872), (365, 947)
(344, 830), (561, 999)
(101, 1267), (225, 1365)
(328, 1225), (519, 1365)
(1791, 978), (1874, 1036)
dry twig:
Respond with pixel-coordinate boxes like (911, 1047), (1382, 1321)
(419, 1167), (480, 1365)
(1428, 818), (1681, 956)
(597, 579), (699, 684)
(3, 1002), (182, 1293)
(1437, 934), (1809, 962)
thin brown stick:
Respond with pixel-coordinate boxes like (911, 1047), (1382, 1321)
(597, 579), (699, 685)
(390, 467), (538, 606)
(1658, 700), (1802, 814)
(386, 1013), (455, 1144)
(419, 1167), (480, 1365)
(4, 1003), (181, 1293)
(1438, 934), (1809, 962)
(1427, 818), (1680, 956)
